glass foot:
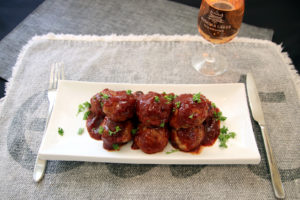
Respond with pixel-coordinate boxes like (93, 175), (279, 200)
(192, 53), (227, 76)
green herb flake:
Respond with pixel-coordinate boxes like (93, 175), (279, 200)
(112, 144), (120, 150)
(162, 92), (166, 95)
(175, 101), (181, 108)
(166, 149), (179, 154)
(83, 101), (91, 108)
(115, 126), (121, 132)
(192, 92), (202, 103)
(220, 116), (227, 121)
(83, 111), (91, 120)
(58, 127), (64, 136)
(218, 125), (236, 148)
(78, 128), (84, 135)
(164, 94), (174, 103)
(172, 107), (176, 112)
(220, 126), (228, 134)
(98, 126), (104, 134)
(211, 102), (216, 108)
(160, 122), (165, 128)
(131, 128), (137, 135)
(77, 101), (91, 116)
(188, 114), (194, 119)
(100, 102), (104, 107)
(214, 111), (227, 121)
(77, 104), (85, 115)
(126, 90), (132, 95)
(154, 96), (160, 102)
(102, 94), (109, 99)
(109, 126), (122, 136)
(174, 95), (178, 99)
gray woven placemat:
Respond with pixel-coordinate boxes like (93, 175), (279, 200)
(0, 34), (299, 199)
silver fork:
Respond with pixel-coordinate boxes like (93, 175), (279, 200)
(33, 62), (64, 182)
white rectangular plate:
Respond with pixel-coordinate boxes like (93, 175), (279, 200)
(38, 80), (260, 164)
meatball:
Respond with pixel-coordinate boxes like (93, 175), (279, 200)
(100, 116), (133, 150)
(89, 93), (105, 117)
(134, 124), (169, 154)
(86, 113), (104, 140)
(101, 88), (136, 122)
(170, 93), (209, 129)
(133, 91), (144, 99)
(171, 125), (205, 152)
(136, 92), (174, 127)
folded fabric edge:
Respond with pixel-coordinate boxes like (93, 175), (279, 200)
(3, 33), (300, 107)
(33, 32), (276, 44)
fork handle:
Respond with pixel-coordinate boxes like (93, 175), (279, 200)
(33, 97), (55, 182)
(33, 157), (47, 182)
(260, 125), (285, 199)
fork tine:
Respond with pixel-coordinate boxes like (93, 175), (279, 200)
(60, 62), (65, 80)
(49, 64), (55, 90)
(54, 63), (58, 89)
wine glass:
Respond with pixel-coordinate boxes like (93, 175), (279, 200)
(192, 0), (245, 76)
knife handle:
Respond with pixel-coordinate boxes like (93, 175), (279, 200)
(260, 125), (285, 199)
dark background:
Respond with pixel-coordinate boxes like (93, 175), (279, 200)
(0, 0), (299, 99)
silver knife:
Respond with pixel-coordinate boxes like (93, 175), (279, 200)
(246, 73), (285, 199)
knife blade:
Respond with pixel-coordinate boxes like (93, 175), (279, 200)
(246, 73), (285, 199)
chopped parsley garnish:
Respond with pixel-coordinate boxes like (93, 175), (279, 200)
(77, 101), (91, 115)
(164, 94), (175, 103)
(218, 125), (236, 148)
(102, 94), (109, 99)
(174, 95), (178, 98)
(109, 126), (121, 136)
(192, 92), (202, 103)
(78, 128), (84, 135)
(166, 149), (179, 154)
(188, 114), (194, 119)
(172, 107), (176, 112)
(126, 90), (132, 95)
(154, 96), (160, 102)
(160, 122), (165, 128)
(83, 111), (90, 120)
(77, 104), (85, 114)
(131, 128), (138, 135)
(175, 101), (181, 108)
(162, 92), (166, 95)
(214, 111), (227, 121)
(220, 126), (228, 134)
(83, 102), (91, 108)
(100, 102), (104, 107)
(112, 144), (120, 150)
(211, 102), (216, 108)
(58, 127), (64, 136)
(98, 126), (104, 134)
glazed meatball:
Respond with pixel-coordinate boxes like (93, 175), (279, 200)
(133, 91), (144, 99)
(170, 93), (209, 129)
(171, 125), (205, 152)
(86, 113), (104, 140)
(101, 89), (136, 122)
(136, 92), (174, 127)
(100, 116), (133, 150)
(134, 124), (169, 154)
(89, 93), (105, 117)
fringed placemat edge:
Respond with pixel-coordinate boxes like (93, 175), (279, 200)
(3, 33), (300, 106)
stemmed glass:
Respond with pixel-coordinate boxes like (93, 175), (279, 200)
(192, 0), (245, 76)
